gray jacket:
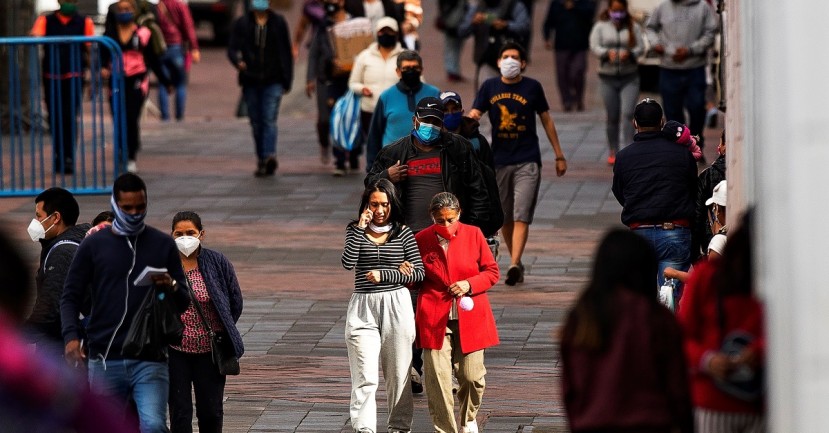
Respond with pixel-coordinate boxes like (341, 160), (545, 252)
(645, 0), (718, 70)
(590, 19), (644, 77)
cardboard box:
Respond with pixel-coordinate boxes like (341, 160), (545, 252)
(329, 18), (374, 67)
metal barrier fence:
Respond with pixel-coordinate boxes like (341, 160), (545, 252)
(0, 36), (126, 196)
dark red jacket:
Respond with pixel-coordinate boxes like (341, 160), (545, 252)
(561, 290), (693, 433)
(677, 259), (765, 413)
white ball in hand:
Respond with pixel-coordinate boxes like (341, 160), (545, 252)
(459, 296), (474, 311)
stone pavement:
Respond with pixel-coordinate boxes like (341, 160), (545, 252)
(1, 3), (723, 432)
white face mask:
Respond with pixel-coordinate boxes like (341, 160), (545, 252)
(499, 57), (522, 79)
(27, 214), (55, 242)
(175, 235), (201, 257)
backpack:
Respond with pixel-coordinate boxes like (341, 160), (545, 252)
(445, 136), (504, 238)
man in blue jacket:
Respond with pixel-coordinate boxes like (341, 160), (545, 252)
(61, 173), (190, 433)
(365, 50), (440, 170)
(612, 98), (697, 291)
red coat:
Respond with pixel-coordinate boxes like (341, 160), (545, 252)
(677, 259), (765, 414)
(414, 223), (500, 354)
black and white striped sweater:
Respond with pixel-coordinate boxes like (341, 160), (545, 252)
(341, 224), (425, 293)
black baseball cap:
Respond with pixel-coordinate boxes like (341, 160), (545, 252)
(634, 98), (663, 127)
(415, 97), (445, 122)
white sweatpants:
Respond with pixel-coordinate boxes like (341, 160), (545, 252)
(345, 288), (415, 433)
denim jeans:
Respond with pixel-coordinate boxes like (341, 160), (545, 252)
(158, 44), (187, 121)
(243, 83), (283, 160)
(88, 359), (170, 433)
(633, 226), (692, 296)
(659, 66), (707, 147)
(444, 33), (462, 76)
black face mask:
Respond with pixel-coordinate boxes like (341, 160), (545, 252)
(400, 69), (421, 88)
(377, 33), (397, 48)
(324, 3), (339, 15)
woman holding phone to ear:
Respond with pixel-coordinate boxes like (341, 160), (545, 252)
(341, 178), (425, 433)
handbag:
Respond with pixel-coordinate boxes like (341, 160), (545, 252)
(188, 282), (240, 376)
(714, 331), (763, 402)
(122, 283), (185, 361)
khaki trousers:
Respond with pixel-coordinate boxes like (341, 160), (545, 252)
(423, 320), (486, 433)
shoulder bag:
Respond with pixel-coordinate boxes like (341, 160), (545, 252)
(188, 281), (240, 376)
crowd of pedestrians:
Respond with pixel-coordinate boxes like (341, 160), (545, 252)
(10, 0), (757, 432)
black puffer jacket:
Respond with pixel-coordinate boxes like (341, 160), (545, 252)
(693, 154), (726, 259)
(227, 10), (293, 91)
(612, 131), (697, 226)
(28, 223), (91, 341)
(365, 131), (499, 237)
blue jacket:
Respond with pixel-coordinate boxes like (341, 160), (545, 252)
(366, 81), (440, 170)
(612, 130), (697, 226)
(196, 248), (245, 358)
(61, 225), (190, 362)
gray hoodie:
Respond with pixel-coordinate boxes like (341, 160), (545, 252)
(645, 0), (718, 70)
(590, 19), (644, 77)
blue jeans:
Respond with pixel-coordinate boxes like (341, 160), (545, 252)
(88, 359), (170, 433)
(158, 44), (187, 121)
(633, 226), (692, 296)
(444, 33), (462, 76)
(659, 67), (707, 146)
(243, 83), (283, 160)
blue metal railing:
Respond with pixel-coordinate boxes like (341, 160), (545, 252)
(0, 36), (127, 196)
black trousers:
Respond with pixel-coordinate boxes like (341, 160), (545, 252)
(168, 348), (226, 433)
(44, 77), (81, 171)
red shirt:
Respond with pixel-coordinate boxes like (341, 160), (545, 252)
(677, 259), (765, 413)
(156, 0), (199, 50)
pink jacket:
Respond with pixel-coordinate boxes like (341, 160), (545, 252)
(414, 223), (499, 354)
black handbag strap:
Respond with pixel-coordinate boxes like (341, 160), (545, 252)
(185, 275), (215, 338)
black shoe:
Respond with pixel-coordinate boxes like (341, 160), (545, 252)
(411, 380), (423, 394)
(265, 157), (278, 175)
(254, 160), (267, 177)
(505, 264), (524, 286)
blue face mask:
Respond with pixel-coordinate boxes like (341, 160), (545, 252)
(251, 0), (270, 10)
(413, 121), (441, 144)
(443, 112), (462, 131)
(110, 195), (146, 236)
(115, 12), (134, 23)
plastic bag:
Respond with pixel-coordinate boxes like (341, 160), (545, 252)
(658, 278), (676, 312)
(330, 91), (361, 152)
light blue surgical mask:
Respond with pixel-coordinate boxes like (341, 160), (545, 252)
(443, 112), (462, 131)
(251, 0), (270, 11)
(413, 121), (441, 144)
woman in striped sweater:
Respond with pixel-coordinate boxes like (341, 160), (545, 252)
(341, 179), (424, 433)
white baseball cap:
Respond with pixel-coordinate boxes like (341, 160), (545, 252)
(375, 16), (399, 33)
(705, 180), (727, 207)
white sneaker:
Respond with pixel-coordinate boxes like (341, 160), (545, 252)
(463, 420), (479, 433)
(127, 160), (137, 173)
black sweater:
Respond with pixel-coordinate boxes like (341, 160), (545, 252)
(61, 225), (189, 362)
(612, 131), (697, 226)
(227, 10), (294, 91)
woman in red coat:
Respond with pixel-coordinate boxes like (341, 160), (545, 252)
(412, 192), (499, 433)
